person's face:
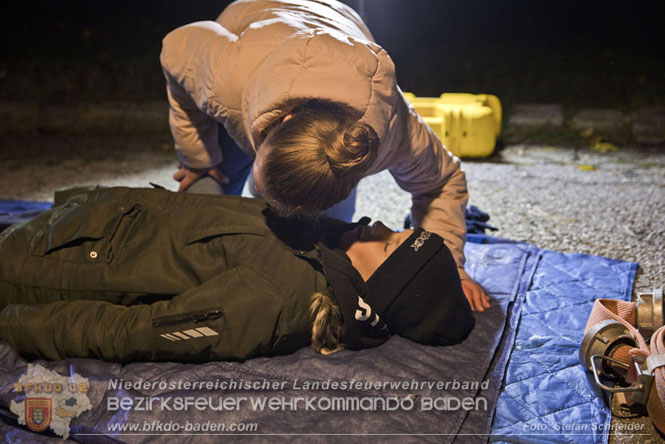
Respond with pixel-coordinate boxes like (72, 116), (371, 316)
(340, 222), (413, 281)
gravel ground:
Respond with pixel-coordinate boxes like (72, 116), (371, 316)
(357, 145), (665, 297)
(0, 141), (664, 442)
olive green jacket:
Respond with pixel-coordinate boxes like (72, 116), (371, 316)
(0, 187), (330, 362)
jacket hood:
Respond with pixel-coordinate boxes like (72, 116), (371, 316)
(245, 28), (398, 149)
(261, 210), (390, 349)
(317, 241), (390, 349)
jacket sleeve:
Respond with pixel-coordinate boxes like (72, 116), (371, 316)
(388, 95), (471, 280)
(160, 21), (238, 169)
(0, 266), (289, 362)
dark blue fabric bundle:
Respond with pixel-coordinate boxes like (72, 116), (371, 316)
(403, 205), (498, 234)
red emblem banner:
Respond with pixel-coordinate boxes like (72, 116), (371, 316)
(25, 397), (52, 432)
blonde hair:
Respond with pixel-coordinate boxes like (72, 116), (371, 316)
(309, 292), (345, 355)
(261, 100), (379, 216)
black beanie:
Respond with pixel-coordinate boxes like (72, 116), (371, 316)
(365, 228), (475, 345)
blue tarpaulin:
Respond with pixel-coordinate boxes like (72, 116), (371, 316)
(0, 199), (637, 443)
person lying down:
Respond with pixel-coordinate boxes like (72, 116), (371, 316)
(0, 186), (475, 362)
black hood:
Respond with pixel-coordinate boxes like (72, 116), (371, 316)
(264, 211), (391, 349)
(317, 241), (390, 350)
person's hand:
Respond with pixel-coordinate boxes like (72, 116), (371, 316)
(173, 165), (230, 192)
(461, 278), (490, 312)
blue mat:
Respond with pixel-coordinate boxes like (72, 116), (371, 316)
(0, 200), (53, 213)
(489, 248), (637, 444)
(0, 200), (53, 230)
(0, 200), (637, 443)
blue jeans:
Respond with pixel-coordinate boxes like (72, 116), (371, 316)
(186, 126), (253, 196)
(186, 124), (356, 222)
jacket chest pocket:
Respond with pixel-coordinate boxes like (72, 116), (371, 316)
(30, 201), (142, 264)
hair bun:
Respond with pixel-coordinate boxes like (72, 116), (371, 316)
(325, 122), (378, 176)
(260, 99), (380, 214)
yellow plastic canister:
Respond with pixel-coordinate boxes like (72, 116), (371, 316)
(403, 92), (502, 158)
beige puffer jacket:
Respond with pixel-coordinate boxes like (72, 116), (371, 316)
(160, 0), (470, 279)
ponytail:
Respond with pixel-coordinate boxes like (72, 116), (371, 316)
(310, 292), (344, 355)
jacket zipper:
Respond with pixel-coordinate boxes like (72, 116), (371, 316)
(152, 309), (223, 327)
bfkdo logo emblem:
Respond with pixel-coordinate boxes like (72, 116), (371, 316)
(25, 398), (52, 432)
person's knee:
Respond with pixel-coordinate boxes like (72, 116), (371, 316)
(185, 176), (225, 195)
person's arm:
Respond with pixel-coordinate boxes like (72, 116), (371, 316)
(388, 95), (490, 311)
(160, 21), (238, 170)
(0, 267), (290, 362)
(388, 95), (468, 276)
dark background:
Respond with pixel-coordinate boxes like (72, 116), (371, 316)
(1, 0), (664, 111)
